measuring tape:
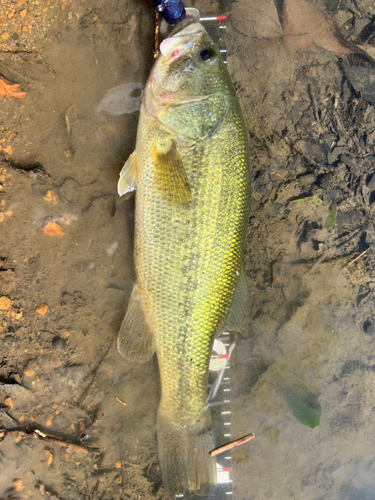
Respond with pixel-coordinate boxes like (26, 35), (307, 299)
(208, 334), (234, 499)
(174, 333), (234, 500)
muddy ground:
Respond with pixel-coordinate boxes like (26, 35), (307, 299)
(1, 0), (375, 498)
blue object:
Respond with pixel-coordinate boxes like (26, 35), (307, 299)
(152, 0), (186, 25)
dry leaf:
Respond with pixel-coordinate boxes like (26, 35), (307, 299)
(0, 76), (26, 99)
(43, 190), (58, 205)
(281, 0), (353, 54)
(43, 220), (64, 236)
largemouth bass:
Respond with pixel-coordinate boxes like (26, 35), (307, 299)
(117, 22), (251, 498)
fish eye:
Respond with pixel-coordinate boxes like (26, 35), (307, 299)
(199, 48), (214, 61)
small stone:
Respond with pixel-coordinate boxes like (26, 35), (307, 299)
(36, 304), (48, 316)
(68, 11), (72, 19)
(0, 296), (11, 310)
(13, 479), (23, 491)
(23, 366), (35, 377)
(7, 11), (14, 19)
(363, 319), (374, 335)
(4, 396), (14, 409)
(44, 449), (53, 466)
(50, 357), (62, 368)
(61, 292), (73, 304)
(19, 9), (27, 17)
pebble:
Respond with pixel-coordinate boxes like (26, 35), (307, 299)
(36, 304), (49, 315)
(0, 296), (11, 310)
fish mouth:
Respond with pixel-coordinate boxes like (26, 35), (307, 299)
(159, 23), (206, 59)
(146, 23), (207, 111)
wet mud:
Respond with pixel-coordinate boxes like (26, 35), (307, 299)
(1, 0), (375, 499)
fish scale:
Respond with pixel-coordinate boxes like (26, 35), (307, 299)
(117, 23), (251, 498)
(135, 108), (248, 419)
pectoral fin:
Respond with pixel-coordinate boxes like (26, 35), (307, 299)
(221, 265), (250, 335)
(117, 286), (155, 362)
(153, 141), (191, 205)
(118, 151), (137, 196)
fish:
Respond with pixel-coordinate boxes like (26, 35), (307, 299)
(117, 22), (251, 498)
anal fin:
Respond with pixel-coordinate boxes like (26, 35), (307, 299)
(117, 286), (155, 362)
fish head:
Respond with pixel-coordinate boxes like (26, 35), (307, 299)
(145, 23), (231, 139)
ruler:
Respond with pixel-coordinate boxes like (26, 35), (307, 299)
(174, 333), (234, 500)
(208, 333), (234, 499)
(156, 12), (234, 499)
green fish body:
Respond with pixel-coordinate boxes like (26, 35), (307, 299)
(118, 23), (251, 498)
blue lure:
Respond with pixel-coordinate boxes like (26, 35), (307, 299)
(152, 0), (186, 25)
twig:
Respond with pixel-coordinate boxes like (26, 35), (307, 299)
(78, 342), (112, 406)
(346, 248), (370, 267)
(0, 427), (101, 454)
(0, 50), (56, 73)
(153, 11), (159, 59)
(208, 433), (255, 457)
(115, 396), (127, 406)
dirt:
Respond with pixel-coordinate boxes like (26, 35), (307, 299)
(1, 0), (375, 499)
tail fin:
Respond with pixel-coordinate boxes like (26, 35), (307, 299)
(157, 408), (216, 499)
